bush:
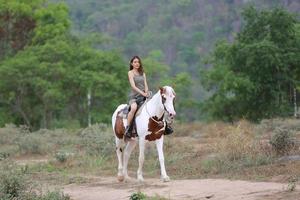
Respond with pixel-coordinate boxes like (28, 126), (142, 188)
(130, 192), (147, 200)
(0, 151), (10, 161)
(269, 127), (295, 155)
(0, 163), (26, 199)
(201, 125), (275, 174)
(215, 127), (254, 161)
(79, 124), (114, 157)
(55, 152), (68, 163)
(0, 162), (69, 200)
(17, 134), (45, 155)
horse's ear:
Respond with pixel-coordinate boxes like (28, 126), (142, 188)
(159, 87), (164, 94)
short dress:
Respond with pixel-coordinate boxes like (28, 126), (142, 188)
(128, 73), (146, 106)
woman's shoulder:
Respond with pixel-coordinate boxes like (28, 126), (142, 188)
(128, 70), (134, 75)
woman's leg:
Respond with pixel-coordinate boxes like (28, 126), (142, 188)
(125, 102), (137, 138)
(127, 102), (137, 126)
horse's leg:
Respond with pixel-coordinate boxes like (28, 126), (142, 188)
(115, 137), (124, 182)
(156, 136), (170, 182)
(123, 139), (137, 181)
(137, 137), (146, 182)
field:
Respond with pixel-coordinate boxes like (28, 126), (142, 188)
(0, 119), (299, 199)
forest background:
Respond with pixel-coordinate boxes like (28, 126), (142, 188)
(0, 0), (299, 130)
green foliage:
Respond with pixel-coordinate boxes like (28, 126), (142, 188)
(287, 175), (297, 192)
(63, 0), (299, 76)
(202, 7), (300, 121)
(55, 151), (68, 163)
(143, 50), (170, 89)
(46, 0), (299, 122)
(1, 1), (298, 126)
(0, 0), (39, 58)
(0, 163), (26, 199)
(0, 0), (127, 129)
(33, 3), (71, 44)
(130, 192), (147, 200)
(0, 162), (69, 200)
(162, 72), (198, 121)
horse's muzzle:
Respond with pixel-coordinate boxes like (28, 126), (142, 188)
(169, 112), (176, 119)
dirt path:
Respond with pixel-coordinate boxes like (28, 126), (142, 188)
(63, 177), (300, 200)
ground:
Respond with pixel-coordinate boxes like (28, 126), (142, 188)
(63, 176), (300, 200)
(2, 120), (300, 200)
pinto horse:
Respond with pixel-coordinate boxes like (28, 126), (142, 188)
(112, 86), (176, 182)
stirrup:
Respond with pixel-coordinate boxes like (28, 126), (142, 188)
(124, 126), (133, 140)
(124, 126), (130, 135)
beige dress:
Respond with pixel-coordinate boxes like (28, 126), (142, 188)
(128, 73), (145, 106)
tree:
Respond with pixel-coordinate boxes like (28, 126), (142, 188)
(201, 7), (300, 121)
(0, 0), (127, 129)
(0, 0), (39, 58)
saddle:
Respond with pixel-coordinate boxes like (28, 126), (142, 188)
(120, 98), (148, 137)
(118, 94), (173, 138)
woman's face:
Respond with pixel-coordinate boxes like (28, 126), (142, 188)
(132, 58), (140, 69)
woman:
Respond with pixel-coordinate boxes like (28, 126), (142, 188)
(125, 56), (149, 140)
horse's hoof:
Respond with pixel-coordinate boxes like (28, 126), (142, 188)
(137, 176), (144, 183)
(124, 176), (132, 182)
(162, 176), (170, 182)
(117, 175), (124, 182)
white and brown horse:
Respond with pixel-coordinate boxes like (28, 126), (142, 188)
(112, 86), (176, 182)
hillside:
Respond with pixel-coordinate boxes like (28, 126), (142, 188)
(60, 0), (300, 75)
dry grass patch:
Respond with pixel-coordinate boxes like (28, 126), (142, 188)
(1, 119), (299, 186)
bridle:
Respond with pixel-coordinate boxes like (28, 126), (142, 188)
(161, 95), (171, 116)
(145, 90), (175, 124)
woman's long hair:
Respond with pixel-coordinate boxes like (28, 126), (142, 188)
(129, 55), (144, 75)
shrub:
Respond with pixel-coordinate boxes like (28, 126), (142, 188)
(269, 127), (295, 155)
(55, 152), (68, 163)
(79, 124), (114, 157)
(17, 134), (46, 155)
(215, 127), (254, 161)
(0, 163), (26, 199)
(0, 151), (10, 161)
(0, 162), (69, 200)
(130, 192), (147, 200)
(201, 124), (274, 174)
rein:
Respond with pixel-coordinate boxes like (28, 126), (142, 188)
(144, 92), (168, 123)
(144, 92), (169, 134)
(145, 102), (166, 135)
(145, 97), (163, 124)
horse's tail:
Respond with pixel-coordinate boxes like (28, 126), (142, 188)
(112, 104), (127, 133)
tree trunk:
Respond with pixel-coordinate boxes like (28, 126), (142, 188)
(14, 98), (32, 130)
(87, 88), (91, 127)
(294, 87), (297, 118)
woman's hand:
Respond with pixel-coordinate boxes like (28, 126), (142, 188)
(143, 92), (149, 97)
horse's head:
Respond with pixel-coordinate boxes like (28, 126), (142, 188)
(160, 86), (176, 119)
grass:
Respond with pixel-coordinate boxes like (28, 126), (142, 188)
(0, 119), (299, 189)
(0, 161), (70, 200)
(130, 191), (168, 200)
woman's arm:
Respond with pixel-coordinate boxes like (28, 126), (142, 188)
(143, 73), (149, 94)
(128, 71), (147, 97)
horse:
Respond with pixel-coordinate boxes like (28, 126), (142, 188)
(112, 86), (176, 182)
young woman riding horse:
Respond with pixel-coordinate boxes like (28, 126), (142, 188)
(125, 56), (173, 140)
(125, 55), (150, 140)
(112, 85), (176, 182)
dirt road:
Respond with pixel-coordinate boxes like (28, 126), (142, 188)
(63, 177), (299, 200)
